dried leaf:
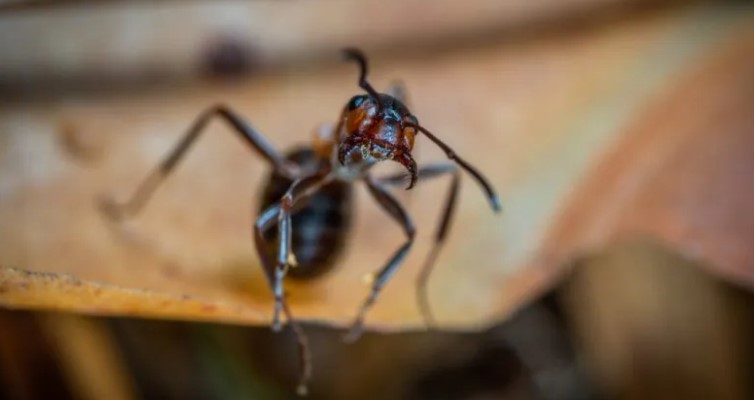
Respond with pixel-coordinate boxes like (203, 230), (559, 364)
(538, 22), (754, 289)
(0, 268), (267, 324)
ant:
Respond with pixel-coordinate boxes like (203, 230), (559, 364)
(102, 48), (501, 395)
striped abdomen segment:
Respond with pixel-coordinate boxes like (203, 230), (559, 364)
(259, 147), (352, 278)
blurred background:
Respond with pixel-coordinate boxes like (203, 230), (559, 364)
(1, 1), (753, 399)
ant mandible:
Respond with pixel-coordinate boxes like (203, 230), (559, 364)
(102, 48), (501, 395)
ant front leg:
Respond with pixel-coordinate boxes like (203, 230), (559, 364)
(344, 177), (416, 342)
(254, 174), (331, 328)
(253, 174), (329, 395)
(378, 163), (460, 327)
(101, 105), (299, 220)
(254, 203), (313, 395)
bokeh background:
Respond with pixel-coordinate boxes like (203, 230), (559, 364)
(1, 1), (753, 399)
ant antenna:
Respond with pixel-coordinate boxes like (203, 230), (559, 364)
(343, 48), (382, 107)
(406, 122), (502, 212)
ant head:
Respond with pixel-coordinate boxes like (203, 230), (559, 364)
(338, 49), (419, 189)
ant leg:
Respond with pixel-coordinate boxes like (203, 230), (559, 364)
(254, 174), (331, 327)
(252, 174), (331, 394)
(378, 163), (460, 328)
(254, 204), (312, 395)
(344, 178), (416, 342)
(101, 105), (299, 220)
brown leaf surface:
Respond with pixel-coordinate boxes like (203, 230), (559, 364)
(0, 268), (267, 324)
(537, 17), (754, 289)
(1, 5), (753, 330)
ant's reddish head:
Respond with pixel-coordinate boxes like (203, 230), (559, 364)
(338, 49), (418, 189)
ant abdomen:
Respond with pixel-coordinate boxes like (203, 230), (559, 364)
(259, 147), (353, 278)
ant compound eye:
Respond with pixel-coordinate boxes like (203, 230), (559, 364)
(347, 95), (366, 110)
